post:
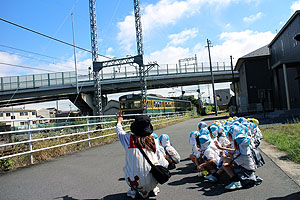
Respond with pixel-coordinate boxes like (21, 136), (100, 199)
(283, 64), (291, 110)
(201, 62), (204, 72)
(197, 85), (201, 115)
(86, 116), (91, 147)
(27, 119), (33, 164)
(167, 64), (169, 74)
(207, 39), (218, 116)
(71, 13), (79, 94)
(230, 55), (238, 113)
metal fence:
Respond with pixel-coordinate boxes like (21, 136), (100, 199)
(0, 111), (191, 165)
(0, 62), (232, 91)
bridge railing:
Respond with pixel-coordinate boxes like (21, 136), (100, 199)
(0, 62), (232, 91)
(0, 71), (76, 91)
(0, 111), (191, 166)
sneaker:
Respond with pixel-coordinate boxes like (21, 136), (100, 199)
(126, 188), (136, 199)
(204, 174), (217, 182)
(149, 186), (160, 197)
(225, 181), (242, 190)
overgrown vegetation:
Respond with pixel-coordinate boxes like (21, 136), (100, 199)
(261, 123), (300, 164)
(0, 113), (191, 172)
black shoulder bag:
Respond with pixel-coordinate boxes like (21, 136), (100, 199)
(134, 136), (171, 184)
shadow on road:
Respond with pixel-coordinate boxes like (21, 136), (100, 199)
(266, 191), (300, 200)
(100, 193), (158, 200)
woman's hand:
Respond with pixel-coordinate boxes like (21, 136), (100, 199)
(116, 110), (124, 124)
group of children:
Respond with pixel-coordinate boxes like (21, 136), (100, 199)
(189, 116), (264, 190)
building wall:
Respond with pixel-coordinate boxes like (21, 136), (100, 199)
(276, 67), (300, 109)
(238, 63), (249, 113)
(0, 110), (37, 128)
(216, 89), (231, 106)
(270, 15), (300, 65)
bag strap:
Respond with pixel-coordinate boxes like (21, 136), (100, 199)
(133, 135), (155, 168)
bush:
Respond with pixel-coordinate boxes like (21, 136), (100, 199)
(0, 158), (14, 171)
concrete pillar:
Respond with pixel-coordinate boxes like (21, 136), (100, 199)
(282, 64), (291, 110)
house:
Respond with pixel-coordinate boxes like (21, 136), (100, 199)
(268, 10), (300, 111)
(234, 45), (273, 114)
(215, 89), (232, 110)
(234, 10), (300, 115)
(0, 108), (38, 128)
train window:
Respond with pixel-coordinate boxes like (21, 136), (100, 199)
(133, 101), (141, 109)
(120, 102), (126, 109)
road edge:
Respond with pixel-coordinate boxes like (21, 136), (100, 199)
(259, 139), (300, 187)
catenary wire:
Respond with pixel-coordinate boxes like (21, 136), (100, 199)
(0, 17), (112, 60)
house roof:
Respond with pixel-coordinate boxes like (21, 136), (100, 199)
(268, 10), (300, 47)
(234, 45), (270, 71)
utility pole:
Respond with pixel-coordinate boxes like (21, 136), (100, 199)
(89, 0), (102, 115)
(133, 0), (148, 113)
(197, 85), (201, 115)
(71, 13), (79, 94)
(230, 55), (238, 114)
(206, 39), (218, 116)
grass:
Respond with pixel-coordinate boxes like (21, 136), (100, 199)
(0, 113), (192, 172)
(261, 123), (300, 164)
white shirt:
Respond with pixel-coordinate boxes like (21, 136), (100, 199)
(116, 123), (158, 194)
(203, 148), (220, 165)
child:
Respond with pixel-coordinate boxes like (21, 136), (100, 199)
(189, 131), (202, 171)
(152, 133), (169, 168)
(198, 121), (207, 132)
(195, 134), (220, 176)
(159, 134), (181, 169)
(222, 132), (261, 190)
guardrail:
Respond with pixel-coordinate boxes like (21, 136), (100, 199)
(0, 111), (191, 165)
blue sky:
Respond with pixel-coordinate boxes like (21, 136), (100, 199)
(1, 0), (300, 111)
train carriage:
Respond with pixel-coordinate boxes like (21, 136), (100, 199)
(119, 94), (191, 114)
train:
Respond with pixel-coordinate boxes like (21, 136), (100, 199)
(119, 94), (192, 114)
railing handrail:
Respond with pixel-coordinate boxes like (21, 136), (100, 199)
(0, 111), (192, 163)
(0, 61), (234, 91)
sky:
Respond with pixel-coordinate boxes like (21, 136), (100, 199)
(0, 0), (300, 111)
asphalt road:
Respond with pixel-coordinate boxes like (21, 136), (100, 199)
(0, 117), (299, 200)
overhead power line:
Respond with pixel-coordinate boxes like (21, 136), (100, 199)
(0, 44), (69, 62)
(0, 49), (91, 69)
(0, 17), (112, 60)
(0, 62), (58, 73)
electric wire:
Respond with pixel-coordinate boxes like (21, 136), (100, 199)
(0, 44), (70, 62)
(42, 0), (79, 53)
(0, 62), (58, 73)
(0, 17), (112, 60)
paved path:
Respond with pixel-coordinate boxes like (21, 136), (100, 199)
(0, 117), (299, 200)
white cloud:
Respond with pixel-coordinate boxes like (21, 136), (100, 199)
(168, 28), (198, 46)
(146, 46), (190, 65)
(117, 0), (256, 53)
(0, 51), (22, 76)
(243, 12), (263, 23)
(203, 30), (274, 62)
(291, 0), (300, 13)
(106, 47), (114, 55)
(147, 30), (275, 67)
(225, 23), (231, 29)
